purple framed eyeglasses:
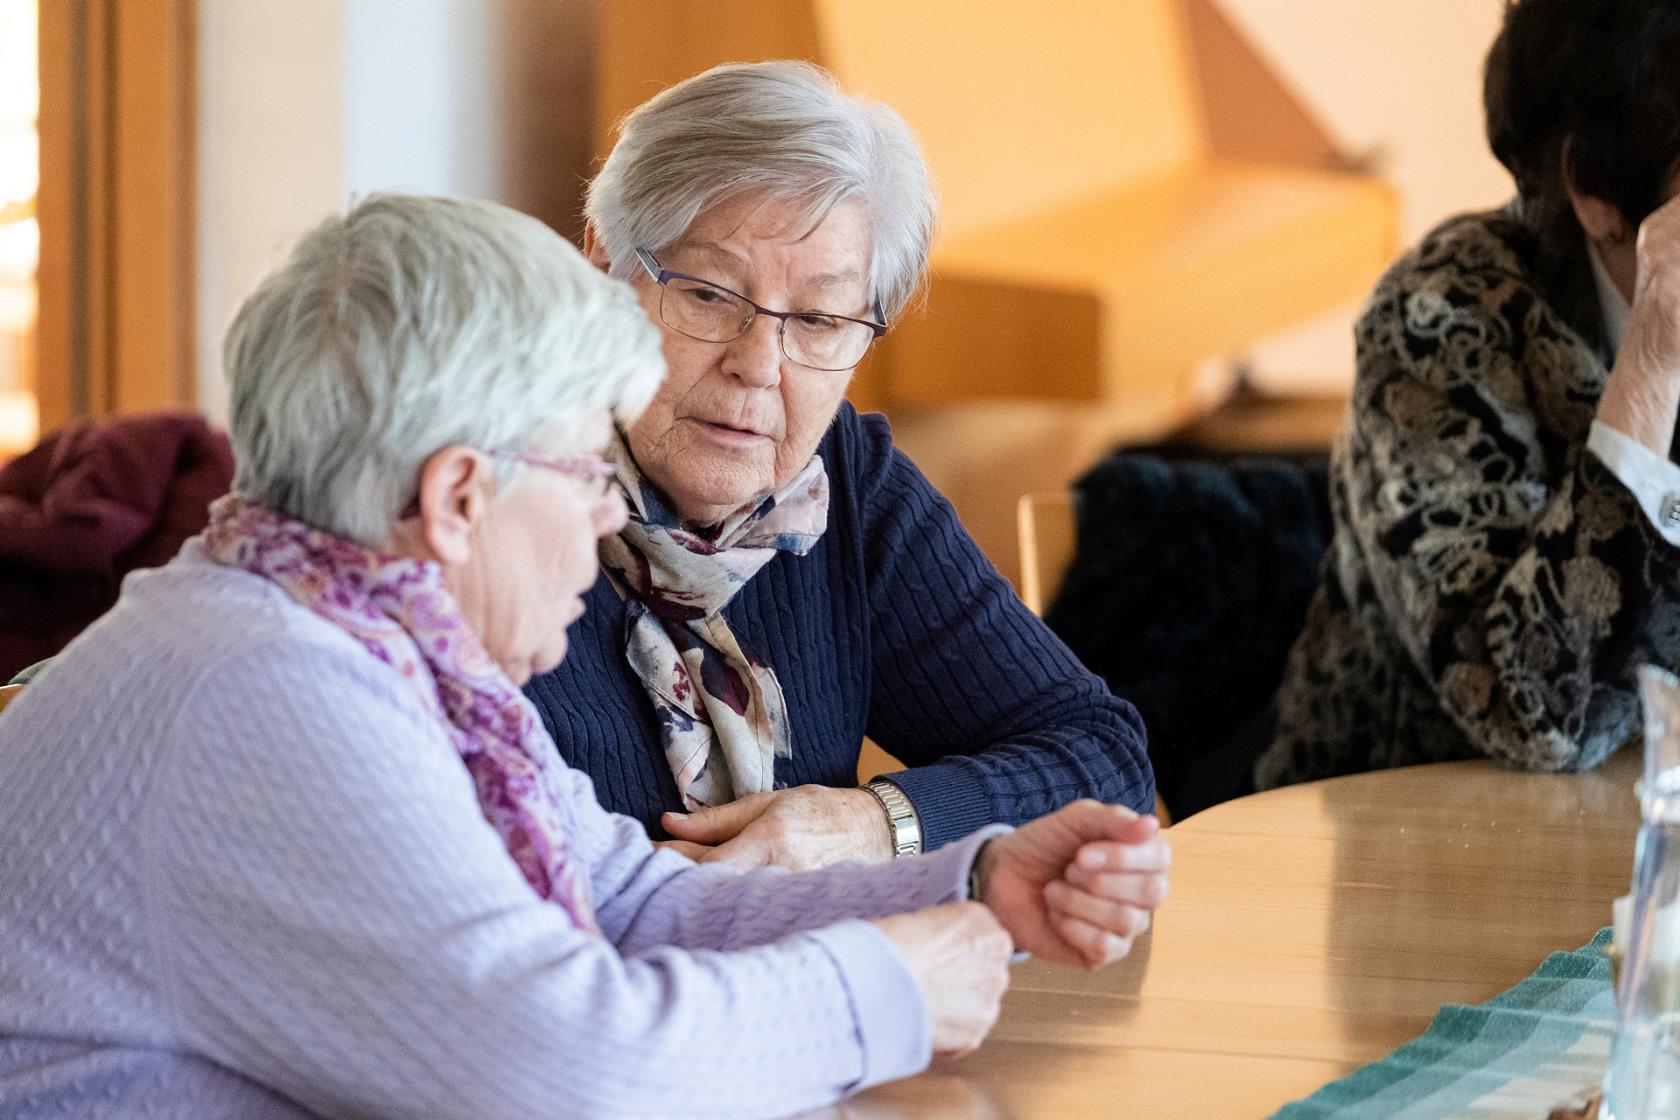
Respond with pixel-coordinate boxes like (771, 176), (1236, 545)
(399, 449), (617, 518)
(634, 246), (887, 372)
(485, 449), (617, 495)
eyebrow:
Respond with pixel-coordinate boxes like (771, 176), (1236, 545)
(669, 241), (748, 277)
(806, 270), (863, 290)
(670, 241), (865, 298)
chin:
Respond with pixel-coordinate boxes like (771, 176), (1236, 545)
(684, 469), (773, 516)
(532, 641), (568, 678)
(689, 446), (772, 484)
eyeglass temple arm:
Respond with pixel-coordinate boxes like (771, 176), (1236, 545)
(633, 246), (663, 281)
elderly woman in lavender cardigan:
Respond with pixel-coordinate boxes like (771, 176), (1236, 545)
(0, 195), (1169, 1120)
(526, 60), (1155, 873)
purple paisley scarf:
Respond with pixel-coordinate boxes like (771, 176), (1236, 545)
(201, 494), (600, 934)
(600, 433), (829, 810)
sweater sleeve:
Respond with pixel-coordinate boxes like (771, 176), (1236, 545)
(844, 408), (1155, 848)
(143, 636), (930, 1120)
(568, 764), (1006, 956)
(1337, 265), (1680, 771)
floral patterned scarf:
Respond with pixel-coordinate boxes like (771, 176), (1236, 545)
(201, 494), (600, 934)
(600, 433), (830, 810)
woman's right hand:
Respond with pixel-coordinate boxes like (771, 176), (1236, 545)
(871, 902), (1013, 1058)
(1597, 193), (1680, 455)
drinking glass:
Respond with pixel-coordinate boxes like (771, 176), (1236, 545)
(1602, 666), (1680, 1119)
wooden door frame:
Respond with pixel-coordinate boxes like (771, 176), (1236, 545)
(37, 0), (196, 431)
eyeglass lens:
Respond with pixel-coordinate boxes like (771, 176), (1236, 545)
(659, 279), (874, 371)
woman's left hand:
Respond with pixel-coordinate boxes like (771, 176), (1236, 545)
(974, 800), (1170, 968)
(661, 785), (894, 871)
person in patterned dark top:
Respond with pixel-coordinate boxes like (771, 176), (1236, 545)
(1262, 0), (1680, 788)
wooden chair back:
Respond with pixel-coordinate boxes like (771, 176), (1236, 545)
(857, 491), (1074, 786)
(1018, 491), (1171, 825)
(0, 683), (22, 715)
(1018, 492), (1079, 617)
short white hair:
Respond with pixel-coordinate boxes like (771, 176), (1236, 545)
(226, 193), (664, 545)
(586, 60), (937, 321)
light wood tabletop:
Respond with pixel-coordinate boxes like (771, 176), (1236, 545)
(805, 749), (1642, 1119)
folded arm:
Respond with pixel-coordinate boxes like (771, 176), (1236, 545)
(1346, 280), (1680, 770)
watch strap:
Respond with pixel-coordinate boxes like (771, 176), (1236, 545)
(863, 778), (923, 858)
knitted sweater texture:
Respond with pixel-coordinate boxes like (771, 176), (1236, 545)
(525, 404), (1155, 847)
(0, 545), (1001, 1120)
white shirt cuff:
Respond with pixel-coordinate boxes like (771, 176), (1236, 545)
(1587, 420), (1680, 547)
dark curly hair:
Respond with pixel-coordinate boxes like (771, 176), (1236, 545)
(1484, 0), (1680, 333)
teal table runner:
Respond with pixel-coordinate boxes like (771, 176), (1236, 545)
(1270, 929), (1614, 1120)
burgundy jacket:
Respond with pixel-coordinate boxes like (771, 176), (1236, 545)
(0, 413), (233, 679)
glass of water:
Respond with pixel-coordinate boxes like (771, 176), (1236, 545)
(1603, 665), (1680, 1120)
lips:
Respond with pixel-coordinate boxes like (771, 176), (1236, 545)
(691, 416), (772, 439)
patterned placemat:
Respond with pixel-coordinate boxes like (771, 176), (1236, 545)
(1270, 929), (1614, 1120)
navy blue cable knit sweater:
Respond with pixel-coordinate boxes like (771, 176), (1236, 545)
(523, 404), (1154, 850)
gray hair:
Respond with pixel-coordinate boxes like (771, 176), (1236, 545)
(225, 193), (664, 545)
(586, 60), (937, 322)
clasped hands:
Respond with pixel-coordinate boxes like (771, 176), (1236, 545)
(662, 785), (1170, 1057)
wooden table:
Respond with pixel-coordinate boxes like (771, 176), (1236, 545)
(807, 750), (1642, 1119)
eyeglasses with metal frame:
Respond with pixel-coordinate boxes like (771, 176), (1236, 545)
(634, 246), (887, 372)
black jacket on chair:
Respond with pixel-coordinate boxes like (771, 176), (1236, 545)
(1044, 450), (1332, 818)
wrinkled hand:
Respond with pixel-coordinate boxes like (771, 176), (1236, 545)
(652, 838), (711, 861)
(1598, 193), (1680, 453)
(872, 902), (1013, 1058)
(661, 785), (893, 871)
(976, 800), (1169, 968)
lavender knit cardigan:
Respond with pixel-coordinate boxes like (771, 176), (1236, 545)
(0, 546), (1003, 1120)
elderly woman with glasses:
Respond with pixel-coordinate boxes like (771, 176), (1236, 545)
(0, 194), (1170, 1119)
(524, 60), (1156, 872)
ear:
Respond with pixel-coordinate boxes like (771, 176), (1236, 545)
(581, 224), (611, 272)
(415, 446), (493, 566)
(1566, 183), (1631, 245)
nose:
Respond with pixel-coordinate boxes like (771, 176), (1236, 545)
(721, 313), (784, 389)
(596, 488), (629, 537)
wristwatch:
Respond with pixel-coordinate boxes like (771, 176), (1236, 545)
(863, 778), (923, 858)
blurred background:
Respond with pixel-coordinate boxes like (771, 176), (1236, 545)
(4, 0), (1515, 583)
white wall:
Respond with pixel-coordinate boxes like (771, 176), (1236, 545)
(342, 0), (504, 200)
(195, 0), (589, 422)
(196, 0), (346, 423)
(198, 0), (505, 422)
